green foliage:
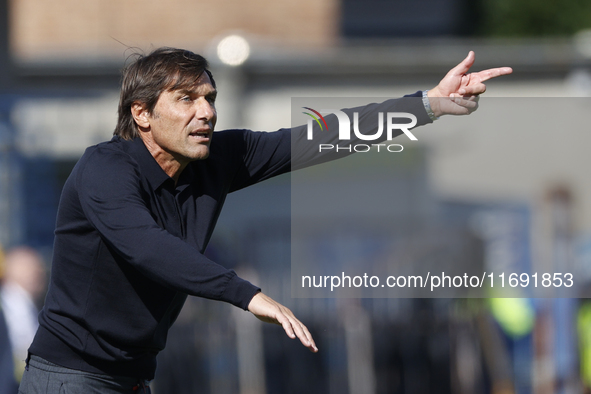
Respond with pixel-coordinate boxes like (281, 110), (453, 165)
(480, 0), (591, 37)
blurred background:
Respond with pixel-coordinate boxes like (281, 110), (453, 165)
(1, 0), (591, 393)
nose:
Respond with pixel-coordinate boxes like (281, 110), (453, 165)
(196, 98), (216, 124)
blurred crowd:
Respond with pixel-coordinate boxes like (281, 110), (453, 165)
(0, 245), (46, 394)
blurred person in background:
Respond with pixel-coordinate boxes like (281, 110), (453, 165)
(18, 47), (511, 394)
(0, 246), (47, 383)
(0, 245), (19, 394)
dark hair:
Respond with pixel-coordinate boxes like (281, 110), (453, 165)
(114, 47), (216, 140)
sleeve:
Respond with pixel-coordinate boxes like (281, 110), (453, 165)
(227, 128), (293, 192)
(76, 147), (259, 310)
(228, 92), (432, 191)
(290, 92), (432, 170)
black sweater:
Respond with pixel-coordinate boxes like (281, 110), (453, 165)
(29, 95), (430, 379)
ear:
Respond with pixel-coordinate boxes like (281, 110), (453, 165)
(131, 102), (151, 129)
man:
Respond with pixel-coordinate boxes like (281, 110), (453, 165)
(19, 47), (511, 393)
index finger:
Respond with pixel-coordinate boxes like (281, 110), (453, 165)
(295, 320), (318, 353)
(286, 313), (319, 352)
(473, 67), (513, 83)
(276, 308), (319, 352)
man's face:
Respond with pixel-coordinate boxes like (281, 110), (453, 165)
(144, 72), (217, 164)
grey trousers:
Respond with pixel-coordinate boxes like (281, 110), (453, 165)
(18, 355), (151, 394)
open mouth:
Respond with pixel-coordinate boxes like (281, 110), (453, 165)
(189, 130), (211, 140)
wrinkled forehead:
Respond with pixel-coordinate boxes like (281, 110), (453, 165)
(165, 69), (214, 93)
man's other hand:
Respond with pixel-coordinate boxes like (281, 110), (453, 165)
(428, 51), (513, 117)
(248, 292), (318, 353)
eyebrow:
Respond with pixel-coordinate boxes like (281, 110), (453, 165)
(176, 87), (217, 97)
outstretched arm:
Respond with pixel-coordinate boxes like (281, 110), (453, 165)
(248, 292), (318, 353)
(427, 51), (513, 117)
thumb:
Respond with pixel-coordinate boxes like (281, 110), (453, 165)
(449, 51), (475, 76)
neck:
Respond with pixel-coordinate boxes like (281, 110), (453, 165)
(140, 135), (187, 184)
(151, 150), (187, 184)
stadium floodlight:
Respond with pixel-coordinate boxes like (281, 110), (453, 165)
(217, 35), (250, 66)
